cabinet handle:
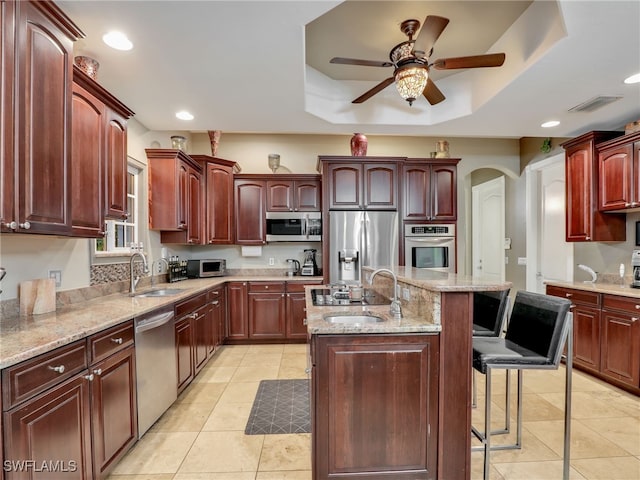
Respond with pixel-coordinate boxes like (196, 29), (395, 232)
(19, 221), (30, 230)
(2, 221), (17, 230)
(281, 294), (285, 297)
(305, 368), (311, 374)
(585, 236), (591, 240)
(632, 317), (639, 322)
(190, 313), (198, 319)
(625, 202), (632, 207)
(84, 373), (95, 381)
(123, 212), (130, 219)
(265, 285), (269, 289)
(48, 365), (65, 374)
(98, 230), (105, 236)
(635, 305), (640, 310)
(565, 293), (573, 298)
(93, 368), (102, 376)
(178, 223), (186, 229)
(111, 337), (123, 345)
(211, 300), (219, 305)
(212, 291), (219, 295)
(303, 318), (307, 325)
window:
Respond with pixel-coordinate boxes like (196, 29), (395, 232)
(95, 164), (141, 255)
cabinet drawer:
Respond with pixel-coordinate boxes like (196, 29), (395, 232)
(175, 291), (208, 318)
(546, 286), (600, 307)
(88, 320), (134, 364)
(2, 340), (88, 410)
(208, 286), (223, 300)
(286, 281), (323, 293)
(249, 281), (285, 293)
(602, 294), (640, 314)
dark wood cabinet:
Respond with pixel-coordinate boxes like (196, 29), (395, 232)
(311, 333), (439, 479)
(175, 316), (194, 395)
(266, 176), (321, 212)
(600, 295), (640, 389)
(192, 155), (238, 245)
(103, 108), (129, 220)
(561, 131), (625, 242)
(1, 1), (83, 235)
(598, 131), (640, 212)
(234, 177), (266, 244)
(147, 149), (203, 245)
(547, 285), (640, 394)
(286, 281), (322, 340)
(208, 287), (225, 350)
(248, 282), (286, 339)
(192, 303), (210, 375)
(175, 292), (211, 392)
(227, 282), (249, 340)
(402, 160), (458, 221)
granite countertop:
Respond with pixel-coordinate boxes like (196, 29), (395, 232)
(545, 280), (640, 298)
(0, 275), (323, 370)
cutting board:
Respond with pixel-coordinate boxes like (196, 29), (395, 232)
(19, 278), (56, 315)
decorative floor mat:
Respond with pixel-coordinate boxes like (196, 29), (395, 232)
(244, 379), (310, 435)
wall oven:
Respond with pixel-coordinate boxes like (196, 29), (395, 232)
(404, 224), (456, 273)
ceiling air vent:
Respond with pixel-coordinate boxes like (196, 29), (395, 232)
(568, 95), (623, 113)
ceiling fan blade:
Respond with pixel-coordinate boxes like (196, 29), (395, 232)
(412, 15), (449, 57)
(353, 77), (395, 104)
(423, 78), (445, 105)
(432, 53), (506, 70)
(330, 57), (393, 68)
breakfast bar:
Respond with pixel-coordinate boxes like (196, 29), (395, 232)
(306, 267), (511, 480)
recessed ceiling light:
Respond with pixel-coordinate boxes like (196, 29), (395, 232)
(541, 120), (560, 128)
(624, 73), (640, 84)
(102, 31), (133, 51)
(176, 111), (194, 121)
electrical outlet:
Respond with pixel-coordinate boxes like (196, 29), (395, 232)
(517, 257), (527, 266)
(268, 257), (275, 266)
(48, 270), (62, 288)
(402, 288), (410, 301)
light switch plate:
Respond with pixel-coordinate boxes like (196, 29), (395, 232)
(48, 270), (62, 287)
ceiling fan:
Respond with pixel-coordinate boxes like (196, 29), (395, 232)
(330, 15), (506, 106)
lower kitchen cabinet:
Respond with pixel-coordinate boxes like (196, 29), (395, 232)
(227, 282), (249, 340)
(175, 316), (194, 394)
(248, 282), (286, 340)
(286, 281), (322, 340)
(209, 286), (226, 349)
(311, 333), (439, 479)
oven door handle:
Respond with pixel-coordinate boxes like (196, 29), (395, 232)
(406, 237), (454, 245)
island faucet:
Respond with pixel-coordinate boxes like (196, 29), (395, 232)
(369, 268), (402, 319)
(150, 257), (169, 288)
(129, 252), (149, 296)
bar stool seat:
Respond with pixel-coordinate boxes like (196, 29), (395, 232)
(472, 290), (573, 480)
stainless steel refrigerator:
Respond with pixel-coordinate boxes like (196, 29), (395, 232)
(329, 210), (398, 284)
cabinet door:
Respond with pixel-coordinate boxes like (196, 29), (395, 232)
(205, 163), (234, 244)
(295, 180), (321, 211)
(175, 317), (194, 394)
(15, 2), (74, 235)
(565, 143), (593, 241)
(286, 291), (308, 340)
(192, 303), (210, 374)
(430, 164), (457, 221)
(0, 0), (16, 234)
(327, 164), (362, 209)
(71, 82), (104, 237)
(104, 109), (128, 220)
(313, 334), (439, 479)
(227, 282), (248, 340)
(4, 374), (93, 480)
(248, 293), (286, 339)
(266, 180), (293, 211)
(234, 179), (266, 244)
(601, 310), (640, 388)
(363, 163), (397, 210)
(572, 306), (601, 372)
(403, 164), (431, 220)
(186, 167), (203, 244)
(599, 144), (633, 211)
(90, 346), (137, 479)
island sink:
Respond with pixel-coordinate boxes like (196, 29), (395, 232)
(323, 313), (384, 324)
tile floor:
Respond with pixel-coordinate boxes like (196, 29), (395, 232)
(107, 344), (640, 480)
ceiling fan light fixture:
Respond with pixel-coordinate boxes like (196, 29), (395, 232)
(395, 67), (428, 106)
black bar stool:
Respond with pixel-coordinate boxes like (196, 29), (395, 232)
(472, 289), (511, 435)
(471, 290), (573, 480)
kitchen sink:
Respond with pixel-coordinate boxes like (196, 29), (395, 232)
(133, 288), (185, 297)
(323, 314), (385, 324)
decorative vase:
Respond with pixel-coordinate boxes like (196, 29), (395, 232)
(207, 130), (222, 156)
(350, 133), (368, 156)
(171, 135), (187, 151)
(74, 55), (99, 80)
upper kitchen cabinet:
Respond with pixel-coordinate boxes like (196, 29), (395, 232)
(234, 176), (266, 244)
(562, 131), (625, 242)
(71, 67), (134, 237)
(318, 156), (403, 210)
(402, 159), (459, 221)
(192, 155), (239, 245)
(598, 131), (640, 212)
(1, 0), (84, 235)
(266, 175), (321, 212)
(147, 149), (204, 245)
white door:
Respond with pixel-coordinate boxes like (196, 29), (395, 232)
(526, 154), (573, 292)
(472, 176), (505, 281)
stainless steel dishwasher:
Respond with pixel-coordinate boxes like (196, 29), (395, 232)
(134, 305), (177, 437)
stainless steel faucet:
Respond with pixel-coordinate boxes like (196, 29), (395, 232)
(129, 252), (149, 296)
(0, 267), (5, 294)
(151, 258), (169, 288)
(369, 268), (402, 319)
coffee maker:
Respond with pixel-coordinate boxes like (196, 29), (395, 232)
(301, 249), (318, 276)
(632, 250), (640, 288)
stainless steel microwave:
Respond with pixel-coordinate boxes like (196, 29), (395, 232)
(265, 212), (322, 242)
(186, 259), (226, 278)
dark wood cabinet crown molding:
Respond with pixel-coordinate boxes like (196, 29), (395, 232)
(73, 66), (134, 118)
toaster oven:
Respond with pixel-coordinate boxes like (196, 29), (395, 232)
(186, 259), (226, 278)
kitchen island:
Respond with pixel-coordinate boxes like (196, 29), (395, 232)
(306, 267), (511, 480)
